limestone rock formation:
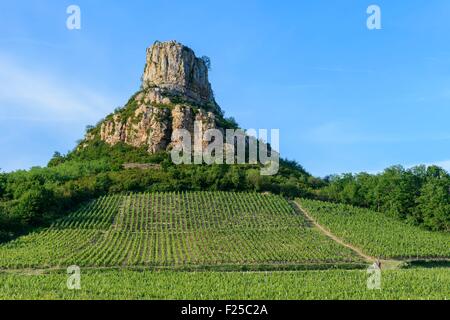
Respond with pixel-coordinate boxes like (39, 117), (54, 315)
(142, 40), (215, 105)
(85, 40), (229, 154)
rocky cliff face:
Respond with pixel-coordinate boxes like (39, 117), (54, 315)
(88, 40), (224, 153)
(98, 94), (217, 153)
(142, 41), (215, 105)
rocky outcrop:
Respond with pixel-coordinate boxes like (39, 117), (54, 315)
(90, 40), (223, 154)
(98, 93), (218, 153)
(172, 105), (194, 133)
(142, 40), (215, 105)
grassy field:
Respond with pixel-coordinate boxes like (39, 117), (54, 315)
(0, 269), (448, 300)
(298, 199), (450, 259)
(0, 192), (363, 270)
(1, 192), (448, 300)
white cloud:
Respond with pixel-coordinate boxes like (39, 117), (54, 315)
(0, 54), (114, 123)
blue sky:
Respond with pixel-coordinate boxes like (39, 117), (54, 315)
(1, 0), (450, 176)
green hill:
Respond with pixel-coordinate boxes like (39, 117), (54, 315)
(1, 192), (449, 300)
(298, 199), (450, 259)
(0, 192), (363, 270)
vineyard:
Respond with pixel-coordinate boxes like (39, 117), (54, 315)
(0, 192), (449, 300)
(0, 268), (449, 300)
(298, 199), (450, 259)
(0, 192), (364, 270)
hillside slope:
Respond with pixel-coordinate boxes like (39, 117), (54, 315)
(0, 192), (363, 270)
(298, 199), (450, 259)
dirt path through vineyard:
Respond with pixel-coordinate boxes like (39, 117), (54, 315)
(292, 201), (404, 269)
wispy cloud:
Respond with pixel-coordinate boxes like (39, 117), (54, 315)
(0, 37), (61, 49)
(0, 54), (114, 123)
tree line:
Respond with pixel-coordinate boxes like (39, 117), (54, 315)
(319, 165), (450, 231)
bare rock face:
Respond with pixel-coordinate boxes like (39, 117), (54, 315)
(148, 107), (171, 153)
(142, 40), (215, 105)
(100, 114), (126, 145)
(99, 98), (173, 153)
(90, 40), (224, 154)
(98, 94), (218, 153)
(172, 105), (194, 133)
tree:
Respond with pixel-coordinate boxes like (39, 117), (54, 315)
(416, 177), (450, 231)
(318, 164), (450, 231)
(13, 187), (54, 225)
(375, 166), (416, 219)
(48, 151), (66, 167)
(94, 173), (113, 193)
(0, 173), (5, 198)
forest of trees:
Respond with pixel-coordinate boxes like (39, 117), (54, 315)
(320, 165), (450, 231)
